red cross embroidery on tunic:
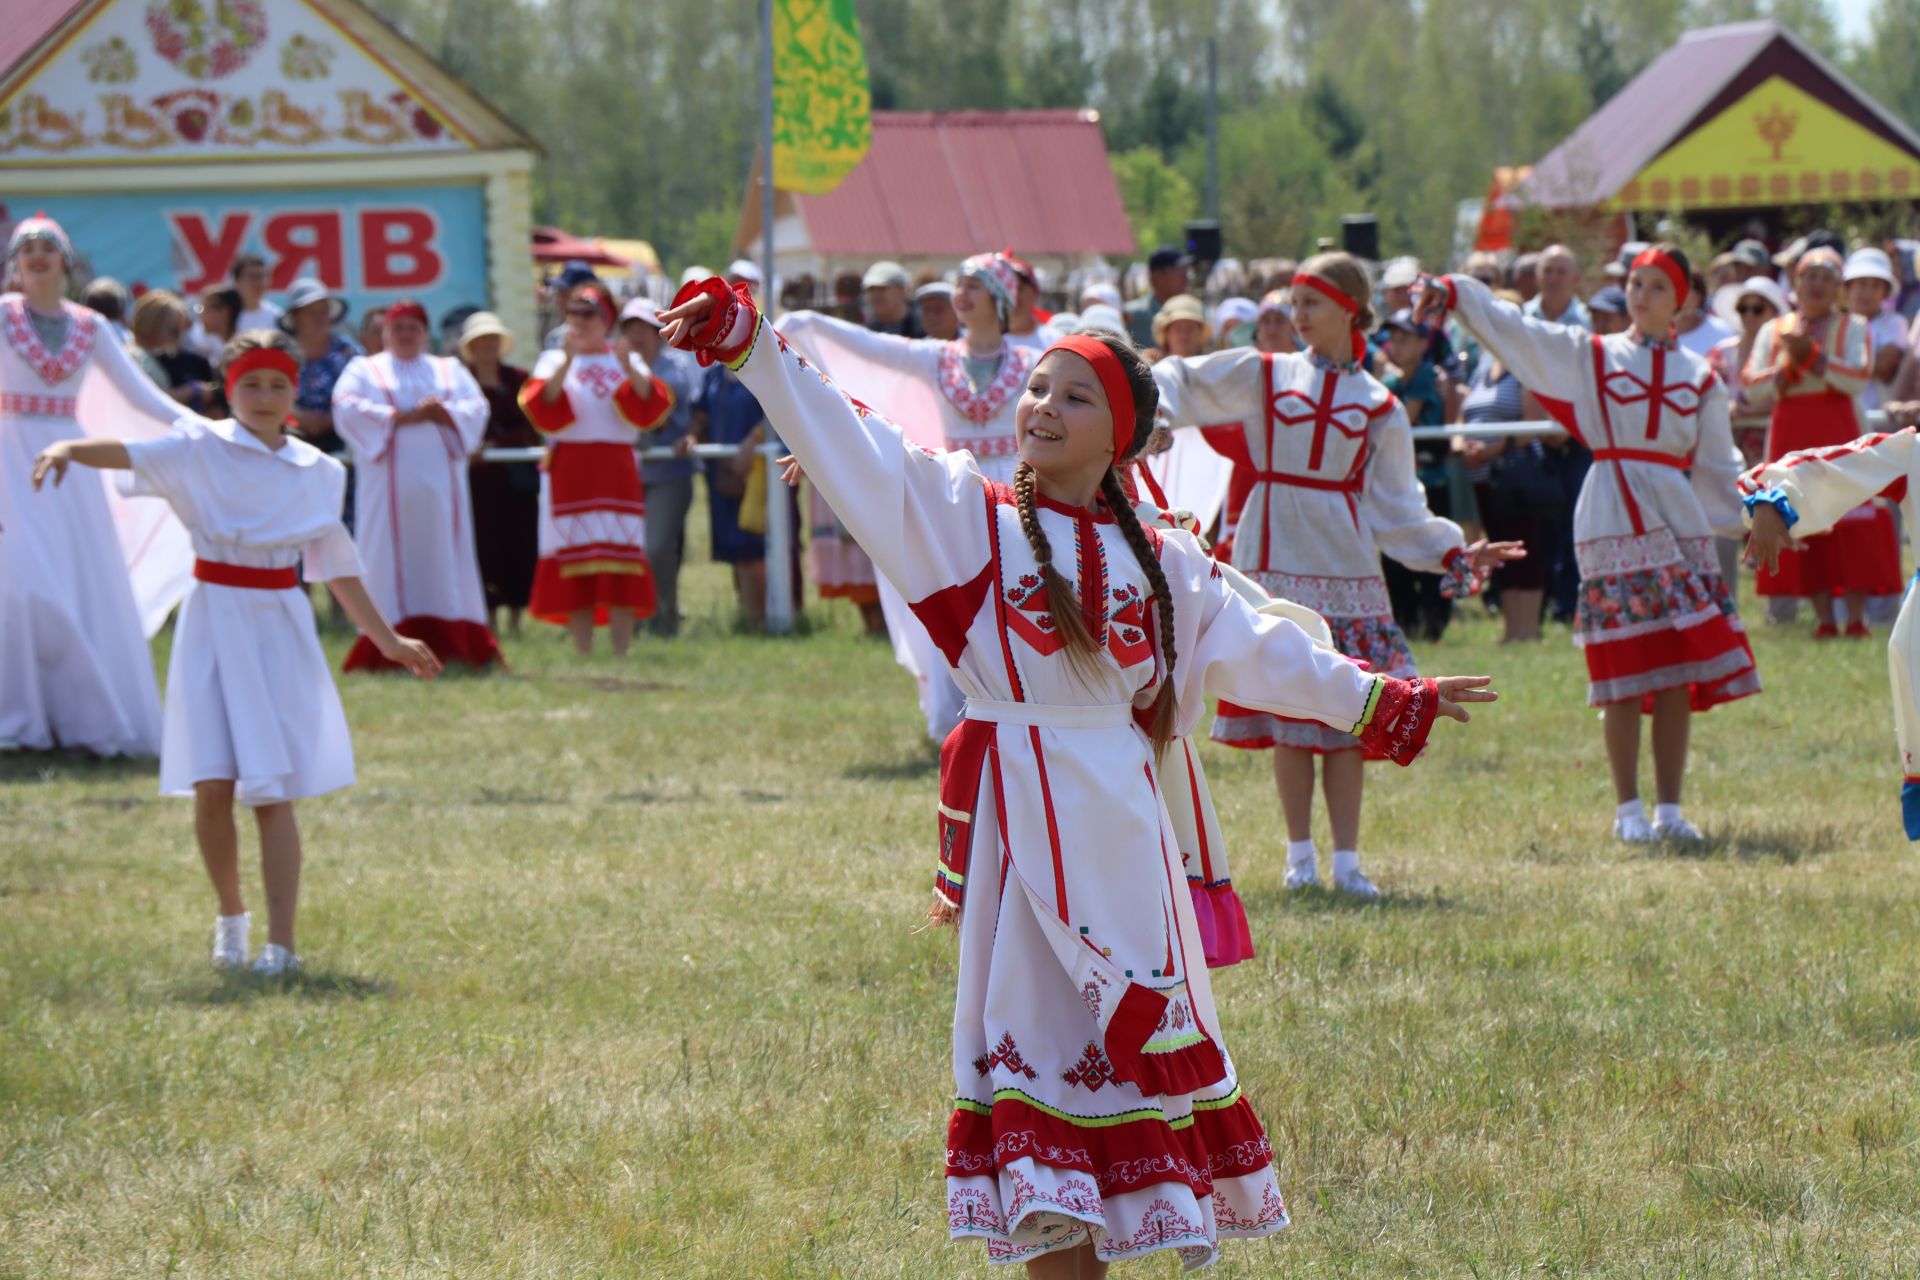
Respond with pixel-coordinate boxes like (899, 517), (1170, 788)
(1268, 382), (1372, 472)
(1600, 349), (1703, 443)
(2, 296), (95, 386)
(1002, 571), (1154, 666)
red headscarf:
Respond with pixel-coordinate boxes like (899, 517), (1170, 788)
(222, 346), (300, 399)
(1294, 273), (1367, 365)
(1040, 334), (1136, 462)
(1629, 247), (1689, 304)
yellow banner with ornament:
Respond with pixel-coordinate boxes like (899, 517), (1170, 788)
(771, 0), (872, 195)
(1616, 75), (1920, 210)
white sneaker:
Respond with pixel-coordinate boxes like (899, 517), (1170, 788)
(1333, 868), (1382, 900)
(212, 913), (250, 968)
(1284, 862), (1320, 891)
(1654, 816), (1705, 842)
(1614, 813), (1656, 844)
(250, 943), (300, 977)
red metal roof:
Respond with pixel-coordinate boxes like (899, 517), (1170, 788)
(0, 1), (90, 91)
(793, 110), (1135, 260)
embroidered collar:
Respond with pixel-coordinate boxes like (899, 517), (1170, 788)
(208, 416), (321, 466)
(1626, 326), (1678, 352)
(1307, 347), (1362, 375)
(1030, 486), (1115, 523)
(937, 339), (1035, 425)
(2, 294), (95, 385)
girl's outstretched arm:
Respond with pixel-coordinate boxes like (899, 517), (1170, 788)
(326, 576), (441, 679)
(32, 438), (131, 488)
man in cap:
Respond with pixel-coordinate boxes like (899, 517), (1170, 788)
(1125, 246), (1191, 347)
(859, 260), (921, 337)
(1380, 257), (1422, 317)
(619, 297), (702, 637)
(1586, 284), (1630, 336)
(913, 281), (958, 341)
(1731, 239), (1772, 281)
(543, 261), (602, 350)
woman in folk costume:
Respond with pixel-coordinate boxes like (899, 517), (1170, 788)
(1743, 427), (1920, 837)
(332, 299), (502, 672)
(1153, 252), (1518, 898)
(32, 333), (440, 975)
(1421, 244), (1760, 843)
(1742, 247), (1902, 637)
(519, 285), (675, 654)
(0, 213), (193, 755)
(660, 278), (1497, 1272)
(780, 252), (1036, 743)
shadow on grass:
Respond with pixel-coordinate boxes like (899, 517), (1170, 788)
(472, 786), (564, 806)
(1241, 883), (1460, 916)
(176, 968), (396, 1006)
(0, 751), (157, 787)
(842, 754), (940, 782)
(521, 673), (681, 694)
(1648, 823), (1842, 864)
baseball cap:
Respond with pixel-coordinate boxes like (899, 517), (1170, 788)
(862, 260), (911, 290)
(619, 297), (663, 328)
(1380, 257), (1421, 289)
(1380, 307), (1430, 337)
(912, 280), (952, 301)
(1588, 285), (1628, 315)
(1731, 239), (1771, 269)
(1147, 246), (1190, 272)
(726, 258), (764, 284)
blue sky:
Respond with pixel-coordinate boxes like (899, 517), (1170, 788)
(1832, 0), (1872, 43)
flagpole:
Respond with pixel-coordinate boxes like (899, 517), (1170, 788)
(760, 0), (794, 634)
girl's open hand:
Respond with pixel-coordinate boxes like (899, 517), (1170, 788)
(1467, 539), (1527, 573)
(659, 293), (717, 348)
(1434, 675), (1497, 724)
(31, 444), (70, 490)
(380, 636), (443, 680)
(778, 453), (804, 488)
(1744, 503), (1794, 573)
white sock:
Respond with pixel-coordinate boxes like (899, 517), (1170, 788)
(1286, 839), (1316, 869)
(1654, 803), (1683, 827)
(1616, 799), (1646, 822)
(218, 911), (249, 930)
(1332, 849), (1360, 879)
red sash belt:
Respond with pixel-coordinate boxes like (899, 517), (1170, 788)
(1591, 448), (1690, 469)
(1254, 470), (1362, 492)
(935, 717), (996, 909)
(194, 558), (298, 590)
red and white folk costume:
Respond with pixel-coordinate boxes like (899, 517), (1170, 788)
(672, 279), (1452, 1266)
(0, 214), (193, 754)
(331, 328), (501, 671)
(518, 340), (675, 626)
(1152, 336), (1474, 753)
(1436, 272), (1759, 708)
(1739, 430), (1920, 837)
(1741, 281), (1902, 601)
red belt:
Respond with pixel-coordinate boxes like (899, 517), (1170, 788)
(1254, 470), (1361, 492)
(194, 559), (298, 590)
(1592, 448), (1690, 469)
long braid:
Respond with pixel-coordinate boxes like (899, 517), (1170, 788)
(1100, 469), (1178, 755)
(1014, 461), (1102, 678)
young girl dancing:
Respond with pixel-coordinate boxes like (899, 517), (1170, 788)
(33, 332), (440, 974)
(1742, 427), (1920, 837)
(1421, 245), (1759, 842)
(660, 279), (1496, 1273)
(1152, 251), (1519, 897)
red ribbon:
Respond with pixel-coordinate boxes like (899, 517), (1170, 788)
(1629, 248), (1689, 306)
(572, 285), (617, 330)
(1295, 273), (1366, 366)
(222, 347), (300, 399)
(1040, 334), (1136, 461)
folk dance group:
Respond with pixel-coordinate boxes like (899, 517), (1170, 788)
(9, 196), (1918, 1271)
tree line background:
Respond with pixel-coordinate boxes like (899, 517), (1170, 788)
(366, 0), (1920, 273)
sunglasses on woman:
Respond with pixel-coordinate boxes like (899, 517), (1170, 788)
(1736, 303), (1774, 316)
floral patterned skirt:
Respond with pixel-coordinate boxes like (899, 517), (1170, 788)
(1576, 532), (1761, 710)
(1212, 572), (1416, 755)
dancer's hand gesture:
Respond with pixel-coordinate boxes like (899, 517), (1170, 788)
(1434, 676), (1497, 723)
(1745, 503), (1795, 573)
(659, 293), (717, 349)
(31, 443), (71, 490)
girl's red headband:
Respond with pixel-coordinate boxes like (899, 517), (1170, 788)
(1630, 248), (1689, 304)
(1041, 335), (1137, 462)
(1295, 273), (1367, 365)
(570, 286), (616, 329)
(386, 299), (430, 329)
(223, 347), (300, 399)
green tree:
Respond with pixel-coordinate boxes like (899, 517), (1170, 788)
(1110, 146), (1199, 251)
(1848, 0), (1920, 130)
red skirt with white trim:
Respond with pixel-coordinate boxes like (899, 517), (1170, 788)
(343, 616), (504, 672)
(529, 441), (658, 625)
(1758, 391), (1902, 598)
(1577, 534), (1760, 710)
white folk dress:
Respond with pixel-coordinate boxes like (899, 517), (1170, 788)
(0, 293), (193, 756)
(332, 352), (501, 670)
(1740, 429), (1920, 835)
(781, 311), (1038, 742)
(1442, 274), (1760, 708)
(118, 419), (361, 804)
(1153, 347), (1470, 752)
(699, 297), (1447, 1268)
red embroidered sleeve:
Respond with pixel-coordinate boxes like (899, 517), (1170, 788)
(517, 378), (577, 434)
(613, 375), (676, 430)
(668, 277), (760, 368)
(1355, 676), (1442, 765)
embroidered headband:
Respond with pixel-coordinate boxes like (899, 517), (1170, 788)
(1795, 246), (1844, 278)
(1041, 334), (1137, 462)
(6, 211), (73, 267)
(385, 298), (430, 329)
(1295, 273), (1366, 365)
(569, 285), (617, 329)
(961, 252), (1018, 322)
(223, 346), (300, 398)
(1629, 247), (1690, 303)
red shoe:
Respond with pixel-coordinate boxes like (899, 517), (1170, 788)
(1846, 621), (1871, 638)
(1814, 624), (1840, 639)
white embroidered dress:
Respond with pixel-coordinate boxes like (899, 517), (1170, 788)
(1153, 347), (1467, 751)
(780, 311), (1037, 741)
(119, 420), (361, 804)
(705, 301), (1440, 1268)
(331, 351), (497, 668)
(0, 294), (192, 755)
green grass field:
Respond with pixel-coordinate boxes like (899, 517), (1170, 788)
(3, 540), (1915, 1278)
